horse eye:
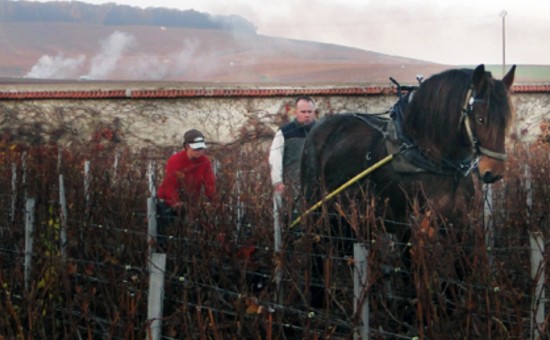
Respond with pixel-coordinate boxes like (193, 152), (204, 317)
(477, 116), (485, 124)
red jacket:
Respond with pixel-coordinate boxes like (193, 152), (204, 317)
(157, 151), (216, 207)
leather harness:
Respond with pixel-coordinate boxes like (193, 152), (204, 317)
(353, 89), (478, 177)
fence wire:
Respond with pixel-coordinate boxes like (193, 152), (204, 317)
(0, 140), (548, 339)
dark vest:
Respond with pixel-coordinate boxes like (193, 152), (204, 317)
(280, 120), (314, 184)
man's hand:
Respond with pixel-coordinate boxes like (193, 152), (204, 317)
(274, 182), (285, 193)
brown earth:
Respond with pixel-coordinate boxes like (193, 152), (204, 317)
(0, 22), (454, 85)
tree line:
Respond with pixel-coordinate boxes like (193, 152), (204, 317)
(0, 0), (256, 33)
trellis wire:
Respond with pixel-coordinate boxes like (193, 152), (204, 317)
(9, 203), (544, 338)
(1, 141), (548, 339)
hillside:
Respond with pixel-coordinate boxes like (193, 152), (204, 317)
(1, 21), (454, 84)
(1, 0), (534, 84)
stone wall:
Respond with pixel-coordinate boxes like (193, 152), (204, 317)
(510, 93), (550, 144)
(0, 86), (548, 148)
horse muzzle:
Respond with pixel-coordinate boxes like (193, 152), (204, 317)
(477, 153), (506, 183)
(478, 170), (502, 184)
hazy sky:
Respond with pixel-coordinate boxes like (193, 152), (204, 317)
(30, 0), (550, 65)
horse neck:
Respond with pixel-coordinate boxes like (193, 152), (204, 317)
(403, 85), (470, 161)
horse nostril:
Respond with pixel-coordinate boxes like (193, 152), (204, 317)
(481, 171), (502, 184)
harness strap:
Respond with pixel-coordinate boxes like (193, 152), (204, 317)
(352, 113), (389, 137)
(459, 87), (474, 129)
(390, 90), (476, 176)
(479, 146), (508, 161)
(459, 86), (508, 161)
(386, 119), (476, 176)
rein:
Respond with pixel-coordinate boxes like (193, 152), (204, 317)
(288, 153), (396, 229)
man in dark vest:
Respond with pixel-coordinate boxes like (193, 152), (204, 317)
(269, 96), (317, 228)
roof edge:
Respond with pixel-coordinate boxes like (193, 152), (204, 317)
(0, 84), (548, 100)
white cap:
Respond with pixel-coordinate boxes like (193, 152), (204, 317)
(183, 129), (207, 149)
(188, 137), (206, 149)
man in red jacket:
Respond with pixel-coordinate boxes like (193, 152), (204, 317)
(156, 129), (217, 244)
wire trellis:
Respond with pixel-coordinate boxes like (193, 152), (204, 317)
(0, 138), (548, 339)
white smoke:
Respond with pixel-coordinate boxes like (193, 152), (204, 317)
(25, 54), (86, 79)
(172, 39), (201, 77)
(122, 38), (228, 80)
(85, 31), (136, 80)
(120, 55), (170, 80)
(171, 38), (229, 79)
(24, 30), (229, 81)
(25, 31), (136, 80)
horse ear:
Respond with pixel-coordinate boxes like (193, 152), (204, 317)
(502, 65), (516, 90)
(472, 64), (486, 90)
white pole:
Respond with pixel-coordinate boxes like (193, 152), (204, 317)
(113, 150), (119, 184)
(24, 198), (35, 291)
(353, 243), (369, 340)
(147, 161), (156, 197)
(483, 184), (494, 266)
(147, 252), (166, 340)
(57, 145), (62, 171)
(147, 161), (159, 262)
(147, 197), (158, 261)
(59, 174), (68, 261)
(212, 158), (221, 178)
(273, 192), (283, 300)
(21, 152), (27, 200)
(524, 164), (533, 221)
(84, 160), (90, 206)
(529, 231), (545, 339)
(235, 170), (243, 237)
(500, 10), (507, 77)
(11, 163), (17, 222)
(273, 192), (283, 253)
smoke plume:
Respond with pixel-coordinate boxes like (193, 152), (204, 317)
(25, 54), (86, 79)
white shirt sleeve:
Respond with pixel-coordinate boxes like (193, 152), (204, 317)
(268, 129), (284, 186)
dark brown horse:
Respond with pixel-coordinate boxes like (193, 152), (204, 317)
(300, 65), (516, 312)
(301, 64), (515, 231)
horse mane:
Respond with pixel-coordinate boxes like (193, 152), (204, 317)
(403, 67), (513, 160)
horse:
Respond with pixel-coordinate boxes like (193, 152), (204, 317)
(299, 64), (516, 321)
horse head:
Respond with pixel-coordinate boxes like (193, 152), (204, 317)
(466, 64), (515, 183)
(404, 64), (515, 184)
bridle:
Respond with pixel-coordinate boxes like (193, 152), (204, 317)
(357, 77), (509, 178)
(459, 86), (508, 161)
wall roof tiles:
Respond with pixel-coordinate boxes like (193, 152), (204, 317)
(0, 84), (548, 100)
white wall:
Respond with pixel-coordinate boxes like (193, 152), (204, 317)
(0, 90), (548, 148)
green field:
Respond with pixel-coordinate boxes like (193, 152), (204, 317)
(461, 64), (550, 83)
